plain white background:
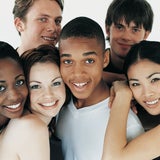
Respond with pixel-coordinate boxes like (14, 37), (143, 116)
(0, 0), (159, 48)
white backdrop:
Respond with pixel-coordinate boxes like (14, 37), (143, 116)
(0, 0), (159, 48)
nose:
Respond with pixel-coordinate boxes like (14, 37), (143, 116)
(73, 63), (84, 75)
(121, 29), (132, 41)
(8, 88), (21, 102)
(46, 21), (58, 33)
(142, 84), (154, 98)
(43, 87), (54, 98)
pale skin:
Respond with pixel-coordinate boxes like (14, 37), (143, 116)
(0, 62), (66, 160)
(102, 59), (160, 160)
(14, 0), (62, 55)
(103, 20), (150, 86)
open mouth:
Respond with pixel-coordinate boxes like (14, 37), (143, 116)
(73, 82), (88, 87)
(6, 103), (21, 109)
(41, 101), (57, 107)
(145, 99), (159, 105)
(42, 36), (57, 42)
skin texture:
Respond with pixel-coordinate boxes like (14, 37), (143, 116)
(14, 0), (62, 55)
(128, 59), (160, 116)
(106, 21), (150, 65)
(0, 58), (27, 122)
(102, 56), (160, 160)
(0, 60), (66, 160)
(59, 37), (109, 108)
(29, 62), (66, 123)
(103, 20), (150, 85)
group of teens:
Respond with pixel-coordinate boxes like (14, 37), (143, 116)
(0, 0), (159, 160)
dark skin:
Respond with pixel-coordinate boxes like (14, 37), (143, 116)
(0, 58), (28, 130)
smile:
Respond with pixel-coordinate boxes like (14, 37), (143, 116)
(73, 82), (88, 87)
(6, 103), (21, 109)
(146, 99), (159, 105)
(42, 36), (57, 41)
(42, 101), (56, 107)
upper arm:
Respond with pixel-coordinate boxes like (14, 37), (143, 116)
(103, 71), (126, 86)
(126, 110), (144, 141)
(11, 116), (50, 160)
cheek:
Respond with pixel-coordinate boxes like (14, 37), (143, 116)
(60, 68), (68, 81)
(57, 86), (66, 99)
(131, 88), (141, 102)
(22, 86), (28, 98)
(29, 91), (37, 103)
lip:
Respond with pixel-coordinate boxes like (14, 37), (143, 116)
(119, 43), (132, 48)
(4, 102), (23, 113)
(73, 82), (88, 88)
(40, 100), (58, 110)
(144, 98), (160, 109)
(70, 81), (89, 94)
(42, 36), (57, 42)
(41, 101), (56, 107)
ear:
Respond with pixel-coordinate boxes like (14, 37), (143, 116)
(103, 49), (110, 68)
(14, 17), (25, 33)
(143, 31), (151, 40)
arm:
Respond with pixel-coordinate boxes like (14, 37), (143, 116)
(103, 71), (126, 87)
(102, 81), (160, 160)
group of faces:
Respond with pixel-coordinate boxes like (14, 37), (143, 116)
(1, 0), (159, 126)
(0, 42), (66, 127)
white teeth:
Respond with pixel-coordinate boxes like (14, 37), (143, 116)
(7, 103), (20, 109)
(42, 102), (56, 107)
(43, 37), (55, 41)
(146, 99), (158, 105)
(74, 82), (87, 87)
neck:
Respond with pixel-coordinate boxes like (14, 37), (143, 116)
(110, 48), (124, 72)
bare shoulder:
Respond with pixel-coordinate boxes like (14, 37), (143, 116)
(9, 113), (47, 131)
(1, 114), (49, 159)
(5, 113), (48, 143)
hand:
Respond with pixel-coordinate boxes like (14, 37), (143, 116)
(109, 80), (133, 108)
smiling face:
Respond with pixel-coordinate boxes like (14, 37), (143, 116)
(106, 20), (150, 60)
(15, 0), (62, 54)
(29, 62), (66, 123)
(128, 59), (160, 115)
(0, 58), (28, 120)
(59, 37), (109, 103)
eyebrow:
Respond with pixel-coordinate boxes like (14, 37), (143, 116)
(30, 76), (62, 84)
(0, 74), (24, 83)
(114, 22), (141, 28)
(147, 72), (160, 79)
(0, 80), (5, 83)
(15, 74), (25, 80)
(60, 51), (97, 58)
(129, 72), (160, 82)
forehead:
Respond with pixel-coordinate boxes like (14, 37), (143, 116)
(0, 58), (22, 77)
(27, 0), (62, 17)
(0, 58), (19, 68)
(30, 62), (59, 75)
(128, 59), (160, 77)
(114, 18), (143, 28)
(59, 37), (103, 56)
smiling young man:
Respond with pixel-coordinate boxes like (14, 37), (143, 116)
(103, 0), (153, 85)
(13, 0), (63, 55)
(55, 16), (144, 160)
